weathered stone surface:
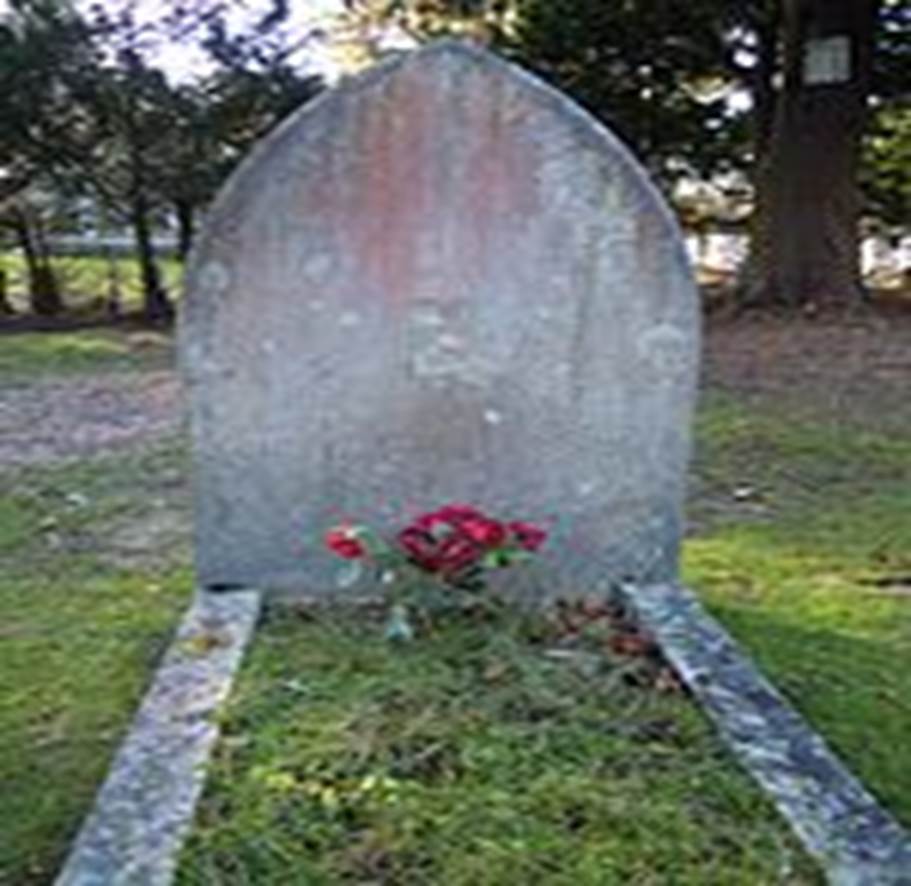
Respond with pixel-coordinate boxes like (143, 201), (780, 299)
(55, 589), (262, 886)
(181, 40), (700, 597)
(619, 582), (911, 886)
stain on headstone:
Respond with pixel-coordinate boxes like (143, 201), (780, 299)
(181, 40), (700, 598)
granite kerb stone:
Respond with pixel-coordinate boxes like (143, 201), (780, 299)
(618, 581), (911, 886)
(54, 589), (263, 886)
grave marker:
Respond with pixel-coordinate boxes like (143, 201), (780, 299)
(181, 40), (700, 597)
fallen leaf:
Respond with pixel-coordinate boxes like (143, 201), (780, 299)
(608, 632), (657, 658)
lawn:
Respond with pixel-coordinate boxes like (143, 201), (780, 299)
(1, 252), (182, 316)
(173, 394), (911, 883)
(0, 327), (173, 379)
(0, 321), (909, 883)
(685, 395), (911, 826)
(0, 444), (192, 885)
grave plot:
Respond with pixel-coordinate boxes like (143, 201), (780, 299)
(56, 41), (910, 886)
(177, 606), (818, 885)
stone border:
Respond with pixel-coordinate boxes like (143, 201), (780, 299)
(618, 581), (911, 886)
(55, 589), (263, 886)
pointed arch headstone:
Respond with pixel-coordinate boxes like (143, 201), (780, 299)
(181, 40), (700, 598)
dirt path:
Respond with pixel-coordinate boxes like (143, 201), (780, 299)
(703, 313), (911, 432)
(0, 314), (909, 469)
(0, 371), (182, 467)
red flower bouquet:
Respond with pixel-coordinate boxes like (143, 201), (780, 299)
(323, 503), (548, 639)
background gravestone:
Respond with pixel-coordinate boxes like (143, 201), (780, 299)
(181, 40), (700, 599)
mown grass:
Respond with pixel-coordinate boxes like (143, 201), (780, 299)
(1, 252), (182, 315)
(178, 608), (818, 885)
(0, 328), (173, 379)
(685, 395), (911, 827)
(0, 445), (192, 885)
(1, 325), (909, 882)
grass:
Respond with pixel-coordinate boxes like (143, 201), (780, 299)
(178, 608), (818, 885)
(1, 251), (182, 315)
(685, 395), (911, 826)
(0, 444), (192, 885)
(0, 328), (174, 378)
(0, 323), (909, 881)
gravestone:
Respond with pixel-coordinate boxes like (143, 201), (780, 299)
(181, 40), (700, 599)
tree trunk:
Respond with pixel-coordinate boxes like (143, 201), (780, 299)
(99, 207), (123, 319)
(12, 206), (62, 316)
(104, 246), (124, 320)
(175, 199), (195, 263)
(130, 189), (173, 323)
(0, 267), (14, 315)
(750, 0), (781, 165)
(742, 0), (878, 307)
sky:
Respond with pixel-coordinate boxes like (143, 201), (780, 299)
(0, 0), (340, 76)
(74, 0), (344, 81)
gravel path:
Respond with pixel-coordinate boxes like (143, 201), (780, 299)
(0, 371), (183, 467)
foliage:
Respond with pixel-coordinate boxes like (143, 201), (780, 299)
(500, 0), (742, 182)
(341, 0), (739, 183)
(0, 0), (323, 317)
(872, 0), (911, 102)
(2, 0), (906, 318)
(0, 0), (94, 203)
(863, 0), (910, 228)
(862, 106), (911, 229)
(342, 0), (910, 226)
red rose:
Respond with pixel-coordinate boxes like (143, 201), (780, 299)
(458, 516), (506, 547)
(397, 526), (444, 572)
(437, 504), (485, 521)
(436, 535), (483, 574)
(414, 504), (484, 536)
(400, 504), (539, 577)
(325, 525), (366, 559)
(397, 518), (486, 576)
(508, 521), (547, 551)
(414, 504), (504, 547)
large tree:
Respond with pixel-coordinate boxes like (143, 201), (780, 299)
(1, 0), (322, 319)
(84, 47), (177, 321)
(0, 0), (91, 314)
(742, 0), (881, 306)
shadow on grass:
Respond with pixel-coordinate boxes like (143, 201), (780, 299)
(685, 489), (911, 828)
(706, 593), (910, 820)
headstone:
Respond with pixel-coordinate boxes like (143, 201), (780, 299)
(181, 40), (700, 599)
